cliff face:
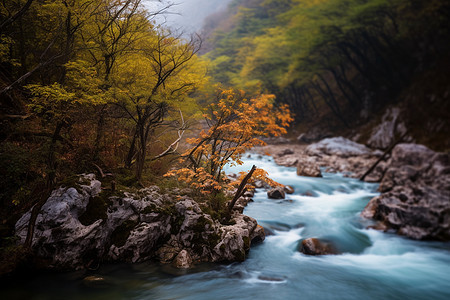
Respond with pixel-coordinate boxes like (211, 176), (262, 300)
(361, 144), (450, 241)
(15, 175), (264, 270)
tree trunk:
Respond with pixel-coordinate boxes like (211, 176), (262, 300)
(227, 165), (257, 215)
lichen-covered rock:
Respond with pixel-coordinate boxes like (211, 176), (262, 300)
(267, 187), (285, 199)
(299, 238), (337, 255)
(15, 175), (264, 270)
(362, 144), (450, 241)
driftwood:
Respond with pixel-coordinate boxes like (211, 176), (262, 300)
(227, 165), (257, 215)
(360, 131), (408, 181)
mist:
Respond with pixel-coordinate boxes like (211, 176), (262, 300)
(145, 0), (232, 33)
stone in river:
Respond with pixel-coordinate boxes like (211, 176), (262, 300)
(299, 238), (338, 255)
(284, 185), (295, 194)
(173, 249), (193, 269)
(297, 162), (322, 178)
(267, 187), (285, 199)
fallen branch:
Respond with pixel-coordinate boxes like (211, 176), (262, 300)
(227, 165), (257, 215)
(360, 131), (408, 181)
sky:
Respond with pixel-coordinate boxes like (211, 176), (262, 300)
(144, 0), (232, 33)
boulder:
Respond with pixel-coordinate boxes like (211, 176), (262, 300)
(213, 214), (265, 262)
(299, 238), (337, 255)
(362, 144), (450, 241)
(306, 137), (373, 157)
(173, 250), (193, 269)
(15, 175), (266, 270)
(267, 187), (285, 199)
(297, 162), (322, 178)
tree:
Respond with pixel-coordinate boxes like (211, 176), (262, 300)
(113, 29), (206, 182)
(166, 88), (292, 211)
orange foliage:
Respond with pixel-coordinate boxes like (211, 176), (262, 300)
(166, 88), (292, 196)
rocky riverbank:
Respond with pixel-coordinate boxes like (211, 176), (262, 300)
(14, 175), (264, 271)
(361, 144), (450, 240)
(255, 137), (386, 182)
(256, 137), (450, 241)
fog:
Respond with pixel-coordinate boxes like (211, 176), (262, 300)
(144, 0), (232, 33)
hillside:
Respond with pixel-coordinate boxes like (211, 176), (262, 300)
(201, 0), (450, 150)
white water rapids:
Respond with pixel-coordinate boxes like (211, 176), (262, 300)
(1, 153), (449, 299)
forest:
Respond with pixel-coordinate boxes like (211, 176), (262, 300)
(204, 0), (450, 145)
(0, 0), (291, 259)
(0, 0), (449, 294)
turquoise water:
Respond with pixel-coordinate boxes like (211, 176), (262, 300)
(2, 154), (449, 299)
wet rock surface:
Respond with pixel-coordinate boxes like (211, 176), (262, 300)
(15, 176), (265, 270)
(296, 161), (322, 177)
(299, 238), (338, 255)
(256, 139), (450, 242)
(256, 138), (384, 181)
(267, 187), (286, 199)
(362, 144), (450, 241)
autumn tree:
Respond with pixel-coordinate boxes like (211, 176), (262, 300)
(166, 88), (292, 211)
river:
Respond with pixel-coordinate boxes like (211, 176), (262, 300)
(2, 153), (450, 299)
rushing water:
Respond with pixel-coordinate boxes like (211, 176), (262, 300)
(2, 154), (450, 300)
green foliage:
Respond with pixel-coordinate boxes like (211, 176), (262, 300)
(205, 0), (450, 123)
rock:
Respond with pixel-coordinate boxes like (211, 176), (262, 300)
(362, 144), (450, 241)
(254, 180), (269, 189)
(367, 107), (408, 149)
(243, 190), (254, 198)
(306, 137), (373, 157)
(15, 175), (266, 270)
(299, 238), (337, 255)
(213, 214), (265, 262)
(267, 187), (285, 199)
(277, 149), (294, 157)
(14, 177), (105, 269)
(284, 185), (295, 194)
(173, 250), (193, 269)
(297, 162), (322, 177)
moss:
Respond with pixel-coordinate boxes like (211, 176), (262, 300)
(59, 175), (88, 193)
(243, 236), (250, 249)
(141, 203), (158, 214)
(232, 249), (246, 262)
(110, 220), (139, 248)
(157, 177), (182, 195)
(192, 216), (213, 232)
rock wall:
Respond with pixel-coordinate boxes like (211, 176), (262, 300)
(15, 176), (264, 270)
(361, 144), (450, 241)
